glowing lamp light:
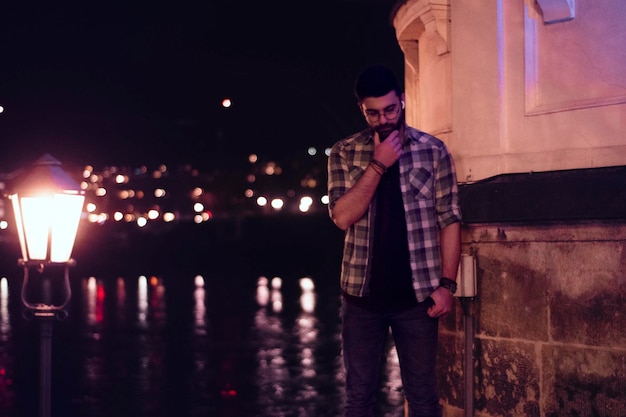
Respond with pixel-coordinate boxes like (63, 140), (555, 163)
(10, 154), (85, 265)
(8, 154), (85, 417)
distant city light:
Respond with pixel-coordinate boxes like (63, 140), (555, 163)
(0, 106), (4, 114)
(195, 275), (204, 287)
(0, 221), (8, 230)
(321, 195), (329, 205)
(325, 148), (331, 156)
(299, 196), (313, 213)
(222, 98), (232, 108)
(271, 198), (284, 210)
(194, 215), (203, 224)
(88, 213), (108, 224)
(56, 136), (330, 225)
(264, 163), (276, 175)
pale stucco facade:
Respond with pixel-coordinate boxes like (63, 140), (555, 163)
(393, 0), (626, 183)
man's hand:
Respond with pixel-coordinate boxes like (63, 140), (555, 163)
(427, 287), (455, 318)
(373, 130), (402, 168)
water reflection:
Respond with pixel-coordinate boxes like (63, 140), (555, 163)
(0, 278), (11, 339)
(193, 275), (206, 335)
(0, 270), (405, 417)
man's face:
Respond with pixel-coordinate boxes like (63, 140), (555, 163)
(360, 91), (404, 140)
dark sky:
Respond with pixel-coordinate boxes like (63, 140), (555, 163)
(0, 1), (404, 172)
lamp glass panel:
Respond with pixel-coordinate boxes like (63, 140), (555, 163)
(10, 195), (29, 261)
(19, 196), (53, 261)
(50, 194), (84, 263)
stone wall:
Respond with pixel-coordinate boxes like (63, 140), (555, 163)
(435, 168), (626, 417)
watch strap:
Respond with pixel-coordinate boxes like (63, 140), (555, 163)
(439, 277), (457, 294)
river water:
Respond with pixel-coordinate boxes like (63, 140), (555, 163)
(0, 216), (406, 417)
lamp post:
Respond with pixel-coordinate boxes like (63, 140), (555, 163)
(9, 154), (85, 417)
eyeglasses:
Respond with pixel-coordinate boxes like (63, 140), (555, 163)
(363, 103), (401, 122)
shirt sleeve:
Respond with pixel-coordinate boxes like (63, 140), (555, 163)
(435, 144), (462, 228)
(327, 140), (351, 216)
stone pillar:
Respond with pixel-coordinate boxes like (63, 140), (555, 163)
(394, 0), (452, 143)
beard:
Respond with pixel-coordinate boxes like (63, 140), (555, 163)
(373, 115), (403, 140)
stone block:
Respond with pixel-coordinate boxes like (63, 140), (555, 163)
(474, 338), (541, 416)
(542, 345), (626, 417)
(475, 244), (549, 341)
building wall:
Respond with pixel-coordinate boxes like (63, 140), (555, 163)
(392, 0), (626, 416)
(394, 0), (626, 182)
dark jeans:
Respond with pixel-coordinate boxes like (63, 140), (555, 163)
(341, 298), (442, 417)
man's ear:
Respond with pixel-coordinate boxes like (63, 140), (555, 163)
(357, 101), (367, 118)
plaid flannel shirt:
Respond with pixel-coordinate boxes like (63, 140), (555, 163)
(327, 125), (462, 302)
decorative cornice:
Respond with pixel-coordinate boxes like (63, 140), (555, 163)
(393, 0), (450, 55)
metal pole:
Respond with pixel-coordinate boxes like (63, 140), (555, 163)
(460, 298), (475, 417)
(464, 306), (474, 417)
(39, 318), (53, 417)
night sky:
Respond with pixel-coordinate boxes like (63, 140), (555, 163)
(0, 1), (404, 172)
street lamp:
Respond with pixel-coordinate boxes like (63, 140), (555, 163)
(9, 154), (85, 417)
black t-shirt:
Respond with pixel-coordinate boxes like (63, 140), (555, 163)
(344, 162), (418, 312)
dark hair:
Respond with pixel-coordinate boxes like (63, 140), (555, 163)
(354, 64), (402, 102)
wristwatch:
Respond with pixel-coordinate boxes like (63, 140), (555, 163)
(439, 277), (457, 295)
